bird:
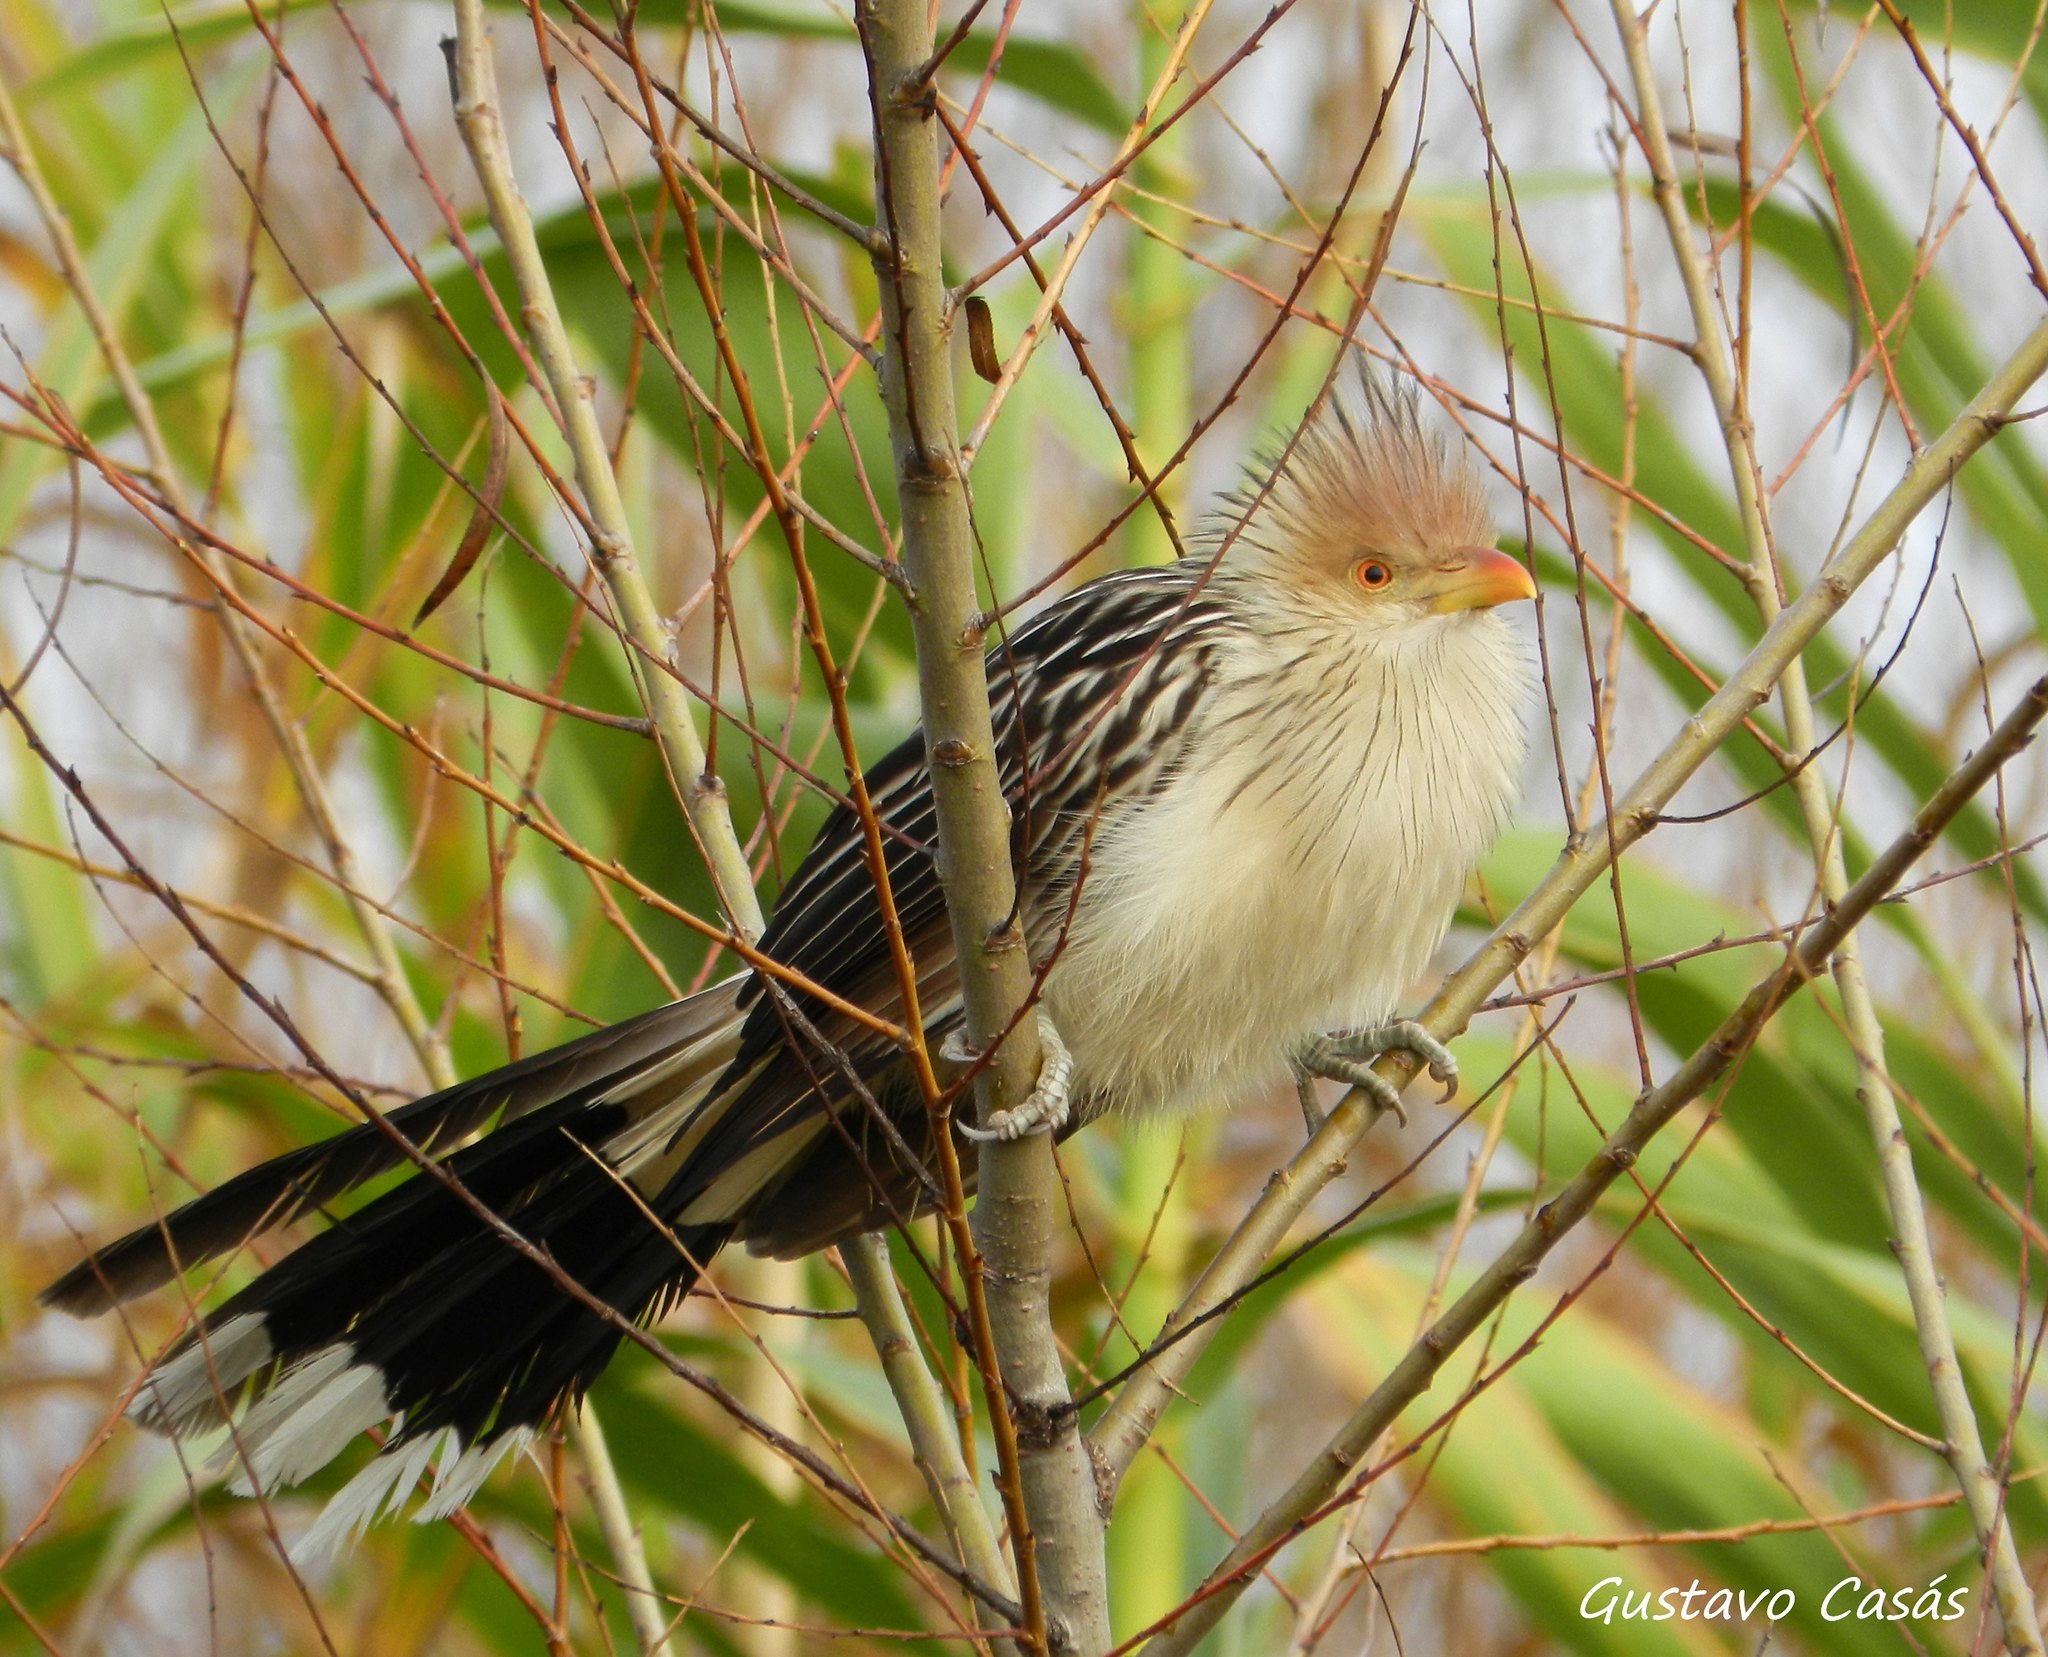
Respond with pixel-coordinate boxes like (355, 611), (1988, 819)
(41, 374), (1538, 1552)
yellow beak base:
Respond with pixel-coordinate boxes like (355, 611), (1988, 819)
(1424, 547), (1538, 614)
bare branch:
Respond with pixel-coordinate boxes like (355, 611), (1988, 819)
(1150, 670), (2048, 1652)
(859, 1), (1110, 1649)
(1089, 311), (2048, 1494)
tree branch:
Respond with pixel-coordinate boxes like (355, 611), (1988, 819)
(444, 11), (773, 1647)
(447, 5), (766, 944)
(1088, 311), (2048, 1493)
(0, 62), (453, 1094)
(1609, 3), (2045, 1648)
(1148, 671), (2048, 1652)
(570, 1405), (674, 1657)
(844, 1233), (1022, 1656)
(858, 1), (1110, 1650)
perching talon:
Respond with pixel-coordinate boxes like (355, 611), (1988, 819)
(1294, 1070), (1326, 1138)
(1297, 1019), (1460, 1126)
(957, 1010), (1072, 1142)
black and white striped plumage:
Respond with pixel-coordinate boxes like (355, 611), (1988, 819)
(42, 383), (1536, 1548)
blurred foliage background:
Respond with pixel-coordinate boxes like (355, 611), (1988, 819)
(2, 0), (2048, 1651)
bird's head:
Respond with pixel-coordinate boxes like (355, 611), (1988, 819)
(1221, 375), (1537, 634)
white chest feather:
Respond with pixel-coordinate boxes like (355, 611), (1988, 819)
(1042, 610), (1532, 1116)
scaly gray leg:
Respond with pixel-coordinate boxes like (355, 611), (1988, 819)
(953, 1010), (1073, 1142)
(1295, 1070), (1328, 1137)
(1295, 1019), (1458, 1128)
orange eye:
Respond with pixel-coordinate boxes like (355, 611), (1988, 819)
(1355, 560), (1392, 590)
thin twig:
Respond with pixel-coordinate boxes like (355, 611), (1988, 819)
(443, 9), (776, 1642)
(0, 60), (453, 1093)
(859, 1), (1111, 1649)
(1086, 310), (2048, 1492)
(844, 1233), (1022, 1657)
(1609, 3), (2046, 1649)
(1145, 672), (2048, 1654)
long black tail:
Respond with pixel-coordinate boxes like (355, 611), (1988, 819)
(42, 977), (755, 1551)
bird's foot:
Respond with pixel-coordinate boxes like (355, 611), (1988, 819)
(1295, 1070), (1328, 1138)
(955, 1010), (1072, 1142)
(1295, 1020), (1458, 1128)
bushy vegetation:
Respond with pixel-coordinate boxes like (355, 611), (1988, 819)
(3, 0), (2047, 1651)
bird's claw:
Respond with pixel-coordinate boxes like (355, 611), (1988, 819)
(1295, 1071), (1327, 1138)
(1295, 1019), (1458, 1127)
(955, 1010), (1072, 1142)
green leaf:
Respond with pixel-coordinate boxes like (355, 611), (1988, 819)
(32, 0), (1127, 134)
(594, 1358), (924, 1629)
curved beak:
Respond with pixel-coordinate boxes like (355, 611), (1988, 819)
(1421, 547), (1538, 614)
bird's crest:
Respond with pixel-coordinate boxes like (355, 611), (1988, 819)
(1208, 367), (1495, 581)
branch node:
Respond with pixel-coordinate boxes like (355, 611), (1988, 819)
(984, 920), (1026, 955)
(1084, 1436), (1114, 1520)
(901, 445), (959, 487)
(892, 75), (938, 117)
